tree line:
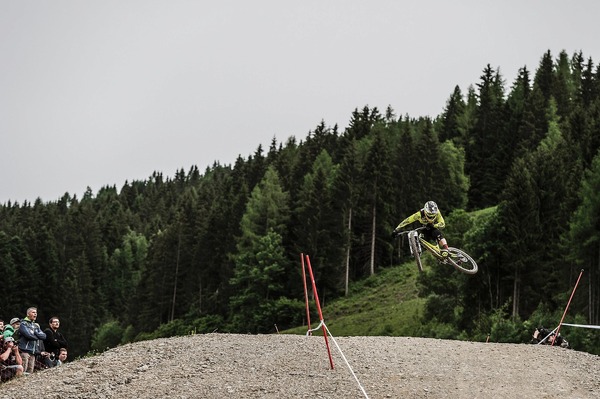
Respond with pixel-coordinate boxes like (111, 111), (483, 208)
(1, 49), (600, 356)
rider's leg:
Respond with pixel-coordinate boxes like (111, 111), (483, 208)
(436, 232), (449, 256)
(426, 226), (450, 255)
(439, 237), (449, 250)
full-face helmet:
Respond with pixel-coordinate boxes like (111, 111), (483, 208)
(424, 201), (438, 221)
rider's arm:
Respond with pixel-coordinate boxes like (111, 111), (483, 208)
(396, 211), (421, 230)
(433, 212), (445, 229)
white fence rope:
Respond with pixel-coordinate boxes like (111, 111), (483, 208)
(536, 326), (559, 345)
(537, 323), (600, 345)
(561, 323), (600, 330)
(306, 320), (324, 335)
(322, 322), (370, 399)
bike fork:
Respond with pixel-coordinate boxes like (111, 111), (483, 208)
(408, 231), (422, 256)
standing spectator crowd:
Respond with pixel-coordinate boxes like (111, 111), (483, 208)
(0, 307), (68, 383)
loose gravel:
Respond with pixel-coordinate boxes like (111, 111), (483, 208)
(1, 333), (598, 398)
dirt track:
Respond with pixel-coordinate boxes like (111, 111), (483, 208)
(1, 333), (598, 398)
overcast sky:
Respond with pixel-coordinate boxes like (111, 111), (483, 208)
(1, 1), (599, 204)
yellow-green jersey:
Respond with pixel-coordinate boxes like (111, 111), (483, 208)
(395, 208), (445, 230)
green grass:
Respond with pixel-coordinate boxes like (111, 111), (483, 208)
(472, 206), (496, 216)
(284, 262), (425, 337)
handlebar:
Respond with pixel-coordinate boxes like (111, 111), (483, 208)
(396, 226), (426, 235)
(393, 226), (426, 238)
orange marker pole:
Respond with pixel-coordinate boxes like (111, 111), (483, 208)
(301, 253), (312, 334)
(552, 269), (584, 346)
(305, 254), (334, 369)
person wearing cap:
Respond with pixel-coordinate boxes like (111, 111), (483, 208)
(3, 318), (21, 340)
(0, 336), (23, 381)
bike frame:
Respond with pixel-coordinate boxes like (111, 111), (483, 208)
(400, 226), (478, 275)
(407, 227), (443, 259)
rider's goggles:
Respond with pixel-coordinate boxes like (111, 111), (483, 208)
(425, 213), (437, 220)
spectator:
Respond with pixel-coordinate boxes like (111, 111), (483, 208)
(43, 317), (68, 358)
(33, 323), (51, 371)
(0, 319), (4, 333)
(46, 347), (67, 368)
(3, 318), (21, 340)
(0, 336), (23, 382)
(56, 347), (67, 365)
(57, 347), (67, 364)
(17, 307), (46, 374)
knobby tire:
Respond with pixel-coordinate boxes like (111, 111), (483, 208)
(408, 235), (423, 273)
(445, 247), (478, 274)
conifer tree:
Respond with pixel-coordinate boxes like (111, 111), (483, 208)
(359, 128), (394, 275)
(438, 141), (469, 210)
(580, 57), (597, 108)
(345, 106), (382, 141)
(229, 229), (288, 333)
(506, 66), (532, 159)
(294, 150), (343, 296)
(439, 85), (467, 144)
(195, 164), (245, 316)
(413, 118), (445, 201)
(534, 50), (555, 102)
(246, 145), (267, 191)
(495, 157), (539, 318)
(333, 139), (361, 294)
(466, 65), (508, 209)
(554, 50), (575, 118)
(238, 166), (290, 252)
(569, 149), (600, 324)
(230, 166), (292, 332)
(394, 121), (419, 210)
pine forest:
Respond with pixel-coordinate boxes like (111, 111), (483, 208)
(2, 49), (600, 356)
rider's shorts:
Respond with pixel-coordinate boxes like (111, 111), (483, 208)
(423, 225), (443, 242)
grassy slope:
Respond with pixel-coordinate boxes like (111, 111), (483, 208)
(286, 262), (425, 337)
(284, 207), (497, 338)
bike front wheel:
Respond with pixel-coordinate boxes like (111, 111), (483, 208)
(408, 235), (423, 273)
(445, 248), (478, 274)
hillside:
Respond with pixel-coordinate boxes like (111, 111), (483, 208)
(289, 263), (425, 337)
(1, 333), (598, 398)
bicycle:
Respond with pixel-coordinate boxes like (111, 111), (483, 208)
(395, 226), (478, 275)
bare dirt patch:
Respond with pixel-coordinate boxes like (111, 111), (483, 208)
(1, 334), (598, 398)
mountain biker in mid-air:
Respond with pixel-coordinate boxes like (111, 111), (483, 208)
(391, 201), (450, 257)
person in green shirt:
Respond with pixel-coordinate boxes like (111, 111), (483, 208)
(3, 318), (21, 340)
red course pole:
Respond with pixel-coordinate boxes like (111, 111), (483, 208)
(300, 253), (312, 334)
(305, 254), (335, 369)
(552, 269), (584, 346)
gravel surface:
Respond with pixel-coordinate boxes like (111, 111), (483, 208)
(1, 333), (598, 398)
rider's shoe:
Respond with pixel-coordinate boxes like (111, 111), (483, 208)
(440, 247), (450, 257)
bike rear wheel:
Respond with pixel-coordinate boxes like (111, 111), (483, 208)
(445, 248), (478, 274)
(408, 235), (423, 273)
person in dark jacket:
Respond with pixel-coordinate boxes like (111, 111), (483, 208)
(18, 307), (46, 374)
(43, 317), (68, 358)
